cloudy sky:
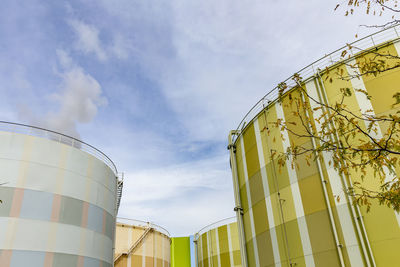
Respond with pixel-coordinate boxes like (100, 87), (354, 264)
(0, 0), (391, 236)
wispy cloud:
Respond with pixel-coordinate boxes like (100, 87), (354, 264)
(68, 19), (107, 61)
(110, 34), (132, 60)
(157, 0), (387, 143)
(118, 154), (235, 236)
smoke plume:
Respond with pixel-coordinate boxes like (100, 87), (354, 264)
(19, 49), (107, 139)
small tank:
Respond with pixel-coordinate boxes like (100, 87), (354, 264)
(114, 218), (171, 267)
(194, 217), (242, 267)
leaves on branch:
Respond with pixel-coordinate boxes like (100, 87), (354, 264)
(270, 1), (400, 211)
(270, 68), (400, 212)
(393, 92), (400, 106)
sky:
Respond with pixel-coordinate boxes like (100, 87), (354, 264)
(0, 0), (392, 236)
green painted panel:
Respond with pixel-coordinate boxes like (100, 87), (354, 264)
(171, 237), (191, 267)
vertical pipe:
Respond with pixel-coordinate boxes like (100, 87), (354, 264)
(113, 175), (118, 267)
(194, 235), (199, 267)
(300, 86), (345, 267)
(354, 204), (376, 266)
(228, 131), (249, 267)
(316, 72), (376, 267)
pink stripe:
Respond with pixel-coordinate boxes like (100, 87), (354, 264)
(81, 202), (89, 228)
(43, 252), (54, 267)
(9, 188), (24, 217)
(50, 195), (61, 222)
(77, 256), (84, 267)
(0, 250), (13, 267)
(102, 211), (106, 234)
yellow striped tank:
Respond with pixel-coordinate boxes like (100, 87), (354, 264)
(194, 217), (242, 267)
(229, 25), (400, 267)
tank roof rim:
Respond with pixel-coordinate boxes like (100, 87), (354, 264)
(117, 217), (171, 237)
(195, 216), (236, 236)
(0, 120), (118, 176)
(232, 24), (400, 143)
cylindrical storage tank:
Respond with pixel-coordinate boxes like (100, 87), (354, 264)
(0, 122), (120, 267)
(229, 25), (400, 267)
(114, 218), (171, 267)
(194, 217), (242, 267)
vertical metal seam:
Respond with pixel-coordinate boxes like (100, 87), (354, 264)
(301, 81), (345, 266)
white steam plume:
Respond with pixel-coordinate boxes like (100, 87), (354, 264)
(19, 49), (107, 139)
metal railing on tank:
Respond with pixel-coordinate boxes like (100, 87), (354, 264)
(195, 216), (236, 238)
(0, 121), (118, 176)
(233, 24), (400, 143)
(117, 217), (171, 237)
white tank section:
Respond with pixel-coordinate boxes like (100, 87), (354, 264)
(0, 122), (123, 267)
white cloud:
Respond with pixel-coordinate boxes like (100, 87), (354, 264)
(110, 34), (132, 60)
(118, 154), (236, 236)
(68, 19), (107, 61)
(153, 0), (391, 143)
(68, 17), (138, 61)
(123, 157), (229, 202)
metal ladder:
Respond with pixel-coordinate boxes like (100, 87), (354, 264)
(116, 173), (124, 212)
(114, 225), (154, 263)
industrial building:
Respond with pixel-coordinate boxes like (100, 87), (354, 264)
(0, 121), (123, 267)
(194, 217), (242, 267)
(114, 218), (171, 267)
(228, 25), (400, 266)
(171, 236), (191, 267)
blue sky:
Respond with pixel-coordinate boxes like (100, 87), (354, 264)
(0, 0), (389, 236)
